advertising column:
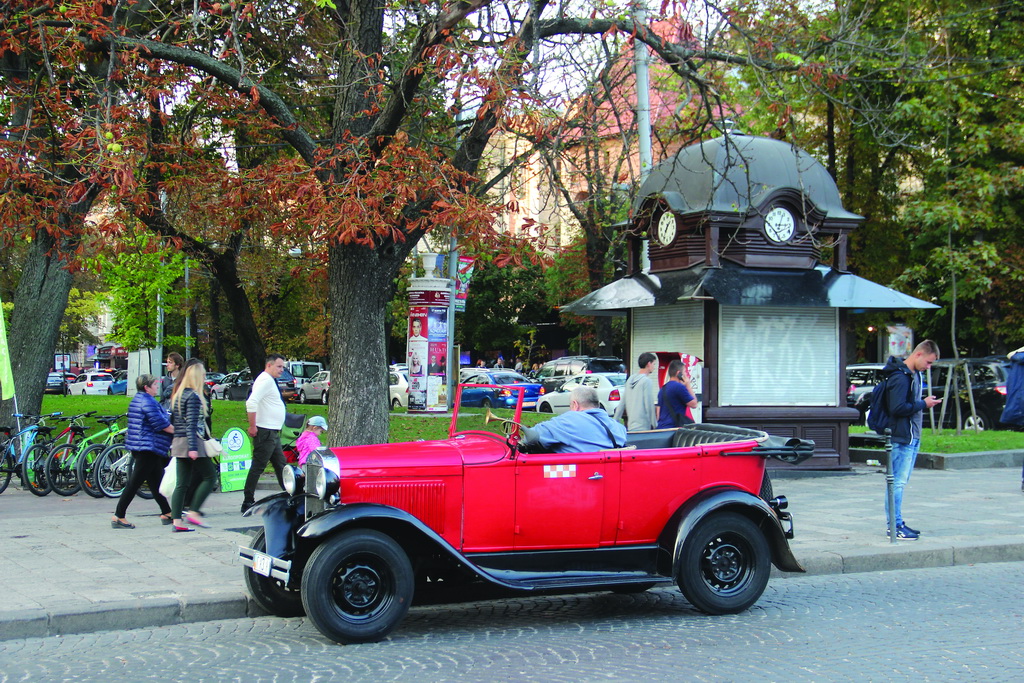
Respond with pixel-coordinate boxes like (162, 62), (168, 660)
(408, 274), (451, 412)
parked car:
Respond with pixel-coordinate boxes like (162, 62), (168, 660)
(44, 372), (76, 395)
(205, 372), (226, 390)
(239, 383), (812, 644)
(223, 368), (299, 402)
(459, 371), (543, 409)
(109, 370), (128, 395)
(212, 372), (238, 400)
(535, 356), (624, 395)
(388, 370), (408, 409)
(927, 357), (1010, 431)
(536, 372), (626, 416)
(286, 361), (323, 388)
(66, 372), (115, 396)
(845, 363), (885, 425)
(300, 371), (331, 405)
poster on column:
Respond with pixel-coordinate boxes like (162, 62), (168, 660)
(407, 286), (450, 412)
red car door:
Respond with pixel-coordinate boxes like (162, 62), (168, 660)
(513, 450), (616, 550)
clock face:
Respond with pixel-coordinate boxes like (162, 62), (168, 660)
(656, 212), (677, 246)
(764, 207), (796, 243)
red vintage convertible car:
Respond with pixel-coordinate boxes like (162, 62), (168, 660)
(239, 385), (812, 644)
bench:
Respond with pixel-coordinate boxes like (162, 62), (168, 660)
(625, 424), (769, 450)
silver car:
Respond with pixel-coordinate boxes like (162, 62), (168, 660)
(300, 370), (331, 405)
(535, 372), (626, 416)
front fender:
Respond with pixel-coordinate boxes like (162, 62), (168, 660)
(667, 488), (805, 574)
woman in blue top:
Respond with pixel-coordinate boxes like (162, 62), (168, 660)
(656, 360), (698, 428)
(112, 374), (175, 529)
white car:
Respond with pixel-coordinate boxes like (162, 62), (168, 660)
(389, 370), (409, 409)
(535, 372), (626, 416)
(67, 372), (115, 396)
(300, 370), (331, 404)
(212, 372), (239, 400)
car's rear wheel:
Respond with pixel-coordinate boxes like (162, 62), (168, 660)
(391, 397), (400, 410)
(539, 402), (553, 413)
(963, 409), (990, 431)
(244, 529), (305, 617)
(677, 511), (770, 615)
(107, 387), (113, 395)
(481, 398), (492, 409)
(301, 529), (413, 644)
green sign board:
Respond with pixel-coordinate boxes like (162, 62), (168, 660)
(219, 427), (252, 492)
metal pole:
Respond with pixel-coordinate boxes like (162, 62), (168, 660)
(884, 428), (896, 543)
(632, 0), (653, 272)
(184, 260), (191, 359)
(446, 235), (458, 411)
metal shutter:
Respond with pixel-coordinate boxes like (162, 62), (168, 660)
(631, 303), (705, 360)
(718, 306), (838, 406)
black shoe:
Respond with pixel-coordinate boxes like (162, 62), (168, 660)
(895, 524), (919, 540)
(901, 522), (921, 536)
(240, 501), (253, 514)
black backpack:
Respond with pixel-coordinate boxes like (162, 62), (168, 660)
(866, 376), (891, 433)
(867, 368), (912, 434)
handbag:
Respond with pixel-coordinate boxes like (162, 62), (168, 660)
(158, 458), (177, 498)
(203, 427), (223, 457)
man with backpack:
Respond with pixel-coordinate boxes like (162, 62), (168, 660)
(876, 340), (942, 540)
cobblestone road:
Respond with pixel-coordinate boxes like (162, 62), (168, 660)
(2, 562), (1022, 682)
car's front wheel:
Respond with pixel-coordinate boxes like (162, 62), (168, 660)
(677, 511), (770, 615)
(321, 391), (329, 406)
(538, 402), (553, 413)
(301, 529), (414, 644)
(298, 390), (307, 404)
(390, 397), (400, 410)
(244, 529), (305, 617)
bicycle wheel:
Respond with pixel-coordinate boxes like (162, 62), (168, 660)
(0, 452), (14, 494)
(45, 444), (82, 496)
(75, 443), (108, 498)
(21, 443), (53, 496)
(95, 444), (131, 498)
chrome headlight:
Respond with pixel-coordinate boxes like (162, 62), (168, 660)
(283, 464), (305, 495)
(314, 467), (340, 501)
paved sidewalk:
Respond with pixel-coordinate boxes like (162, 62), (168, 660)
(1, 464), (1021, 641)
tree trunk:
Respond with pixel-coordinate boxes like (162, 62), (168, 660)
(209, 251), (267, 375)
(209, 278), (228, 373)
(0, 230), (75, 422)
(327, 241), (402, 447)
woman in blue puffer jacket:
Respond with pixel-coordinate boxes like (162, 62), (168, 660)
(112, 374), (175, 529)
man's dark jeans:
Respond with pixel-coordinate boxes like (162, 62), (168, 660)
(243, 427), (286, 504)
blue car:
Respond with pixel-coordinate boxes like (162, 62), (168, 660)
(458, 371), (543, 409)
(109, 370), (128, 395)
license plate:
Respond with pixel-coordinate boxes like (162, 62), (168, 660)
(252, 551), (273, 577)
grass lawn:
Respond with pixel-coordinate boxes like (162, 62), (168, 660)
(849, 424), (1024, 453)
(41, 395), (1023, 453)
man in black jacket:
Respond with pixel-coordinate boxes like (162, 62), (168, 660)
(881, 340), (942, 540)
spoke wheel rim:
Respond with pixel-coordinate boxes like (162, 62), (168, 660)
(699, 532), (754, 596)
(330, 554), (395, 621)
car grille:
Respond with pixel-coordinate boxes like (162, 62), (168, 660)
(304, 455), (325, 521)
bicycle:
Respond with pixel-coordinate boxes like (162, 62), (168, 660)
(73, 414), (127, 498)
(93, 442), (154, 500)
(42, 412), (107, 497)
(0, 412), (62, 496)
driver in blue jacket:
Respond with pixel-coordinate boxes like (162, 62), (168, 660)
(520, 386), (627, 453)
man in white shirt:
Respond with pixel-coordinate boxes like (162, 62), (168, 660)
(242, 354), (287, 513)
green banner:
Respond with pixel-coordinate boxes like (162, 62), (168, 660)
(219, 428), (252, 492)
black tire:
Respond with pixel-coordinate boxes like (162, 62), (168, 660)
(539, 402), (553, 413)
(45, 444), (81, 496)
(677, 511), (770, 615)
(76, 443), (108, 498)
(390, 397), (400, 410)
(301, 529), (414, 644)
(107, 388), (113, 395)
(244, 528), (306, 617)
(95, 445), (131, 498)
(22, 444), (52, 496)
(321, 391), (329, 406)
(0, 453), (14, 495)
(298, 390), (307, 404)
(481, 398), (492, 409)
